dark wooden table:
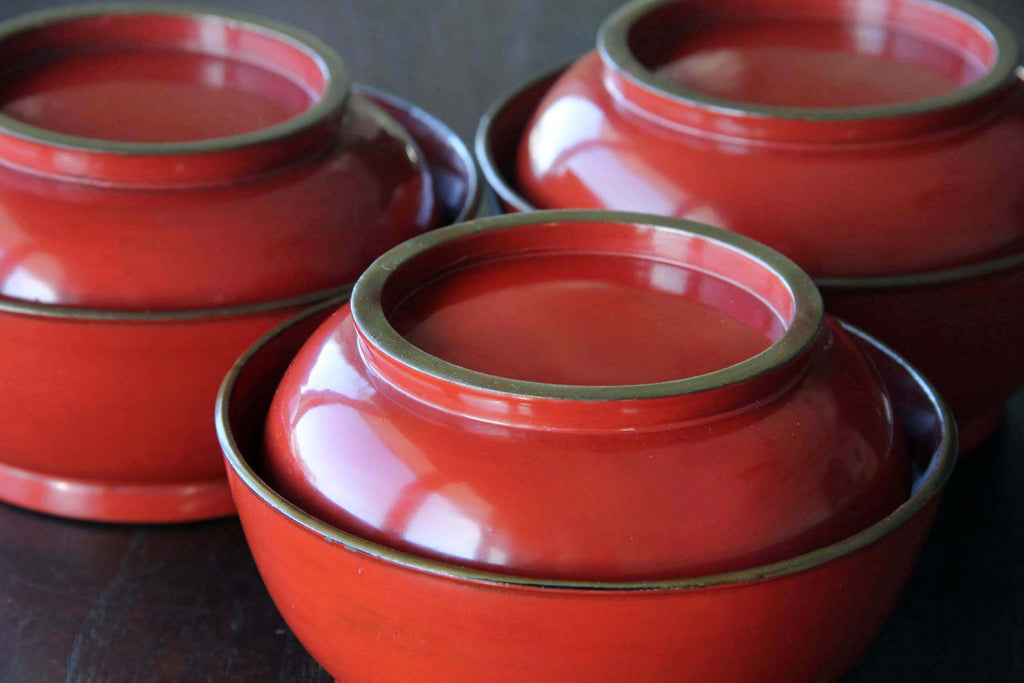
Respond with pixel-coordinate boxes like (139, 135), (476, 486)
(0, 0), (1022, 680)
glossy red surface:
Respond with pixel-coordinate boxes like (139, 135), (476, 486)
(0, 49), (313, 142)
(262, 214), (908, 580)
(0, 8), (436, 308)
(477, 64), (1024, 452)
(0, 85), (480, 523)
(0, 302), (313, 523)
(820, 254), (1024, 452)
(219, 301), (955, 683)
(515, 0), (1024, 278)
(653, 20), (980, 108)
(389, 252), (778, 384)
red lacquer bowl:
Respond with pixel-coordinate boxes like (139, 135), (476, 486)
(0, 90), (479, 523)
(218, 296), (956, 683)
(819, 250), (1024, 452)
(512, 0), (1024, 279)
(477, 66), (1024, 452)
(0, 5), (439, 309)
(259, 211), (908, 581)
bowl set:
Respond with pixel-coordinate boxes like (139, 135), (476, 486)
(0, 0), (1011, 681)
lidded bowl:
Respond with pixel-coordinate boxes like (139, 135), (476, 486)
(261, 210), (909, 580)
(512, 0), (1024, 279)
(217, 218), (958, 683)
(0, 4), (440, 309)
(0, 6), (481, 523)
(477, 0), (1024, 451)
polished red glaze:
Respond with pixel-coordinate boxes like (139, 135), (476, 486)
(0, 301), (316, 522)
(515, 0), (1024, 278)
(0, 87), (480, 523)
(0, 49), (314, 141)
(653, 20), (979, 108)
(820, 251), (1024, 452)
(219, 301), (955, 683)
(389, 252), (778, 384)
(477, 64), (1024, 451)
(262, 214), (907, 580)
(0, 8), (436, 309)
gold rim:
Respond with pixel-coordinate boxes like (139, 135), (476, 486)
(350, 209), (822, 402)
(216, 304), (957, 591)
(0, 284), (355, 322)
(598, 0), (1019, 123)
(816, 247), (1024, 288)
(355, 84), (482, 224)
(0, 3), (350, 155)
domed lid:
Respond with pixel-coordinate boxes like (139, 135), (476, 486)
(0, 5), (437, 308)
(0, 5), (354, 182)
(510, 0), (1024, 280)
(597, 0), (1019, 143)
(261, 211), (909, 581)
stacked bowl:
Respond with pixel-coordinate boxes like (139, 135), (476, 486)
(477, 0), (1024, 451)
(218, 211), (957, 682)
(0, 5), (479, 522)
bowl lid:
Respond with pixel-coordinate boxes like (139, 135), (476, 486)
(0, 4), (352, 182)
(597, 0), (1020, 143)
(0, 5), (441, 309)
(255, 211), (912, 581)
(218, 296), (955, 590)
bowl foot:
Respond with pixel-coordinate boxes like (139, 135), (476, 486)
(0, 459), (235, 523)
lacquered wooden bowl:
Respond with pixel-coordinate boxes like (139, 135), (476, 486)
(256, 211), (908, 581)
(510, 0), (1024, 279)
(0, 89), (479, 523)
(0, 5), (442, 309)
(218, 294), (956, 683)
(818, 250), (1024, 451)
(477, 66), (1024, 452)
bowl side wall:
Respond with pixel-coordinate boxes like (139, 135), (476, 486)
(822, 264), (1024, 451)
(0, 303), (305, 521)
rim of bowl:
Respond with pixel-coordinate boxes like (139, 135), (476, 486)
(217, 298), (957, 591)
(351, 209), (823, 402)
(474, 66), (1024, 288)
(0, 3), (350, 155)
(597, 0), (1020, 122)
(353, 84), (482, 225)
(474, 61), (567, 215)
(0, 283), (355, 322)
(816, 245), (1024, 288)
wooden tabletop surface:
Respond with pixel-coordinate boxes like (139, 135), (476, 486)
(0, 0), (1021, 680)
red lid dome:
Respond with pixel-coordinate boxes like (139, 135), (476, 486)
(261, 211), (909, 581)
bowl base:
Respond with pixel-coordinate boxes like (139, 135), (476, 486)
(0, 459), (234, 523)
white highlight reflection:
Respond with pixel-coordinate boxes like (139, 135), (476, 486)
(2, 254), (61, 304)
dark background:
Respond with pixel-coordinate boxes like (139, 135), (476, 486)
(0, 0), (1022, 681)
